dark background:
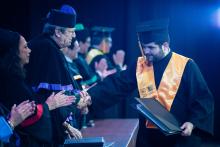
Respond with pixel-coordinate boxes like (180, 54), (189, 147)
(0, 0), (219, 140)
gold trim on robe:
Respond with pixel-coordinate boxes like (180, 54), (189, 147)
(136, 52), (189, 128)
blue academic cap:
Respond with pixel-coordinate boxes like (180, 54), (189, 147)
(60, 4), (76, 15)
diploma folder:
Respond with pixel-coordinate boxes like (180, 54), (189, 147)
(135, 97), (182, 136)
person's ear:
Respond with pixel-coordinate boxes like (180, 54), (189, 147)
(162, 42), (170, 55)
(162, 42), (169, 48)
(55, 29), (61, 38)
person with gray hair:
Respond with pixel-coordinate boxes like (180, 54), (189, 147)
(26, 7), (91, 145)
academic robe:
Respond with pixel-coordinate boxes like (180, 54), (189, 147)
(26, 34), (77, 144)
(0, 69), (52, 146)
(87, 52), (124, 118)
(65, 56), (82, 89)
(75, 55), (95, 81)
(88, 51), (214, 146)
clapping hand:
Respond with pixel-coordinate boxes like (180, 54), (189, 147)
(113, 50), (127, 70)
(8, 100), (35, 128)
(77, 91), (91, 110)
(46, 90), (75, 110)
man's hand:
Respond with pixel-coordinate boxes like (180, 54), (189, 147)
(77, 91), (91, 110)
(113, 50), (127, 70)
(63, 122), (82, 139)
(81, 107), (89, 115)
(46, 91), (75, 110)
(113, 50), (125, 66)
(101, 69), (116, 79)
(180, 122), (194, 136)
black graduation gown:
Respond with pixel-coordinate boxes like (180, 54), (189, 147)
(26, 34), (77, 144)
(88, 52), (214, 145)
(74, 55), (99, 86)
(0, 70), (52, 146)
(65, 58), (82, 89)
(75, 55), (95, 81)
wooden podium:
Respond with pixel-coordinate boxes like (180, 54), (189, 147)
(81, 119), (139, 147)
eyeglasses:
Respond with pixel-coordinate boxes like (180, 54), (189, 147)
(66, 30), (75, 34)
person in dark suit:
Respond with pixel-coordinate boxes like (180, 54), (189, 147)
(0, 28), (75, 146)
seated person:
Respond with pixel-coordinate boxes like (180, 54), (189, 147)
(87, 26), (126, 72)
(90, 55), (116, 81)
(0, 28), (77, 146)
(63, 38), (97, 128)
(75, 23), (91, 59)
(64, 38), (99, 86)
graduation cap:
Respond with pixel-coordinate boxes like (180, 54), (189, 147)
(91, 26), (114, 38)
(91, 26), (114, 45)
(46, 9), (76, 28)
(75, 23), (85, 31)
(0, 28), (20, 57)
(136, 19), (170, 44)
(75, 23), (90, 43)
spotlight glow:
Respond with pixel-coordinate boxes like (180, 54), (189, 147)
(215, 8), (220, 28)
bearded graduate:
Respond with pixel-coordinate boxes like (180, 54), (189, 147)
(87, 19), (214, 147)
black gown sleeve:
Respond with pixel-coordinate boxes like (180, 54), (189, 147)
(2, 75), (52, 143)
(19, 103), (52, 143)
(88, 62), (138, 114)
(184, 59), (214, 135)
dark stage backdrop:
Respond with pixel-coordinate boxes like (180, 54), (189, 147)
(0, 0), (219, 140)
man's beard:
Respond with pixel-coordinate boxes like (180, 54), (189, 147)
(146, 55), (154, 66)
(148, 55), (154, 61)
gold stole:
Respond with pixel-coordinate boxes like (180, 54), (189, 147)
(86, 48), (103, 64)
(136, 52), (189, 128)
